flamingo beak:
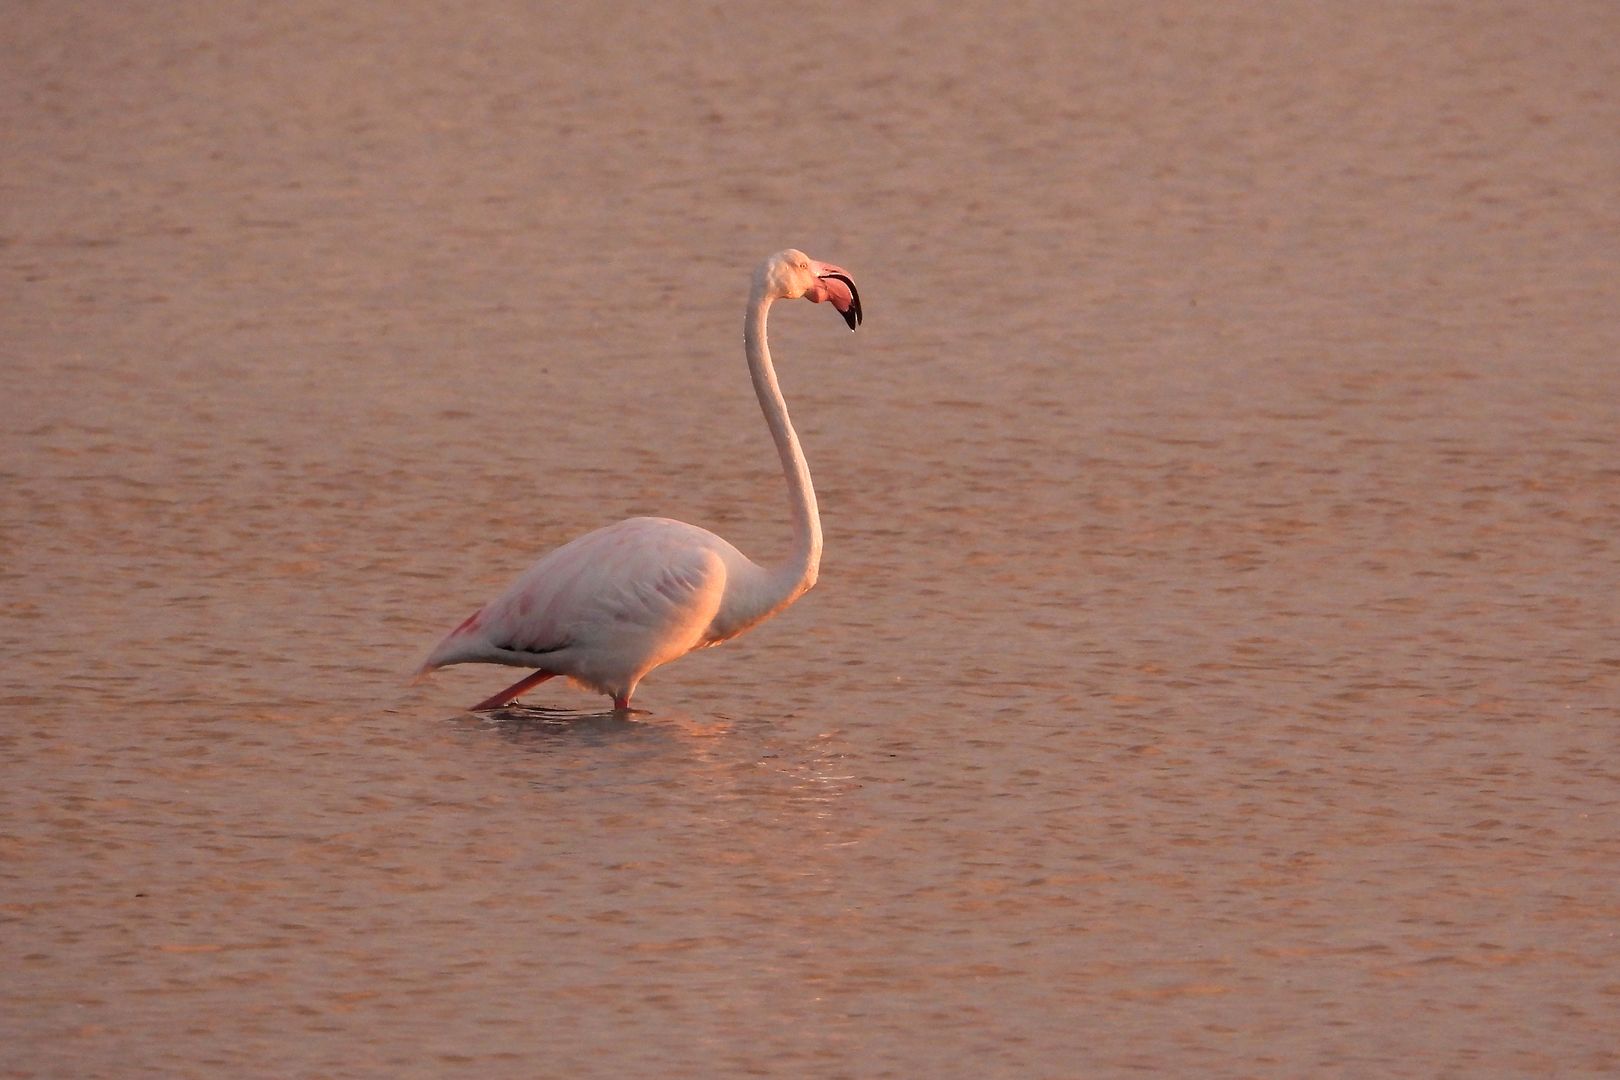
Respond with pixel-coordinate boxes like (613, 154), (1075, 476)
(808, 262), (862, 331)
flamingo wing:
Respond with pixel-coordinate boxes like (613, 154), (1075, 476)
(417, 517), (736, 699)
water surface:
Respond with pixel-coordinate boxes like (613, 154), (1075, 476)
(3, 2), (1617, 1076)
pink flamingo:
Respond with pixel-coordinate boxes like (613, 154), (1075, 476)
(416, 249), (862, 711)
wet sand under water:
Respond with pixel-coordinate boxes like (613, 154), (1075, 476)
(3, 2), (1618, 1076)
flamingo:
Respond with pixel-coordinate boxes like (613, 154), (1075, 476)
(415, 249), (863, 712)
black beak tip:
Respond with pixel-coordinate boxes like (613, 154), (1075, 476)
(825, 272), (862, 332)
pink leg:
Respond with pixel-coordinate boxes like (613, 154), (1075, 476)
(612, 694), (631, 711)
(471, 670), (556, 711)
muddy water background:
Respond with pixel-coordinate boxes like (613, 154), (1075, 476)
(4, 2), (1618, 1076)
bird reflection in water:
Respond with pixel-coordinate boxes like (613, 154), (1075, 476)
(447, 705), (652, 749)
(445, 704), (854, 841)
(446, 705), (738, 752)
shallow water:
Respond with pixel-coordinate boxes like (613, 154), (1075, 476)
(4, 2), (1618, 1076)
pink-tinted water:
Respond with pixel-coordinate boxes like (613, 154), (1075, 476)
(3, 3), (1618, 1076)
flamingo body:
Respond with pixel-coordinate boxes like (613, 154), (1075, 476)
(418, 517), (779, 705)
(416, 250), (862, 711)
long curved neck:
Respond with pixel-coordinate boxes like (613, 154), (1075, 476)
(745, 287), (821, 608)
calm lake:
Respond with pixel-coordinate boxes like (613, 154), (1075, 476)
(4, 2), (1617, 1076)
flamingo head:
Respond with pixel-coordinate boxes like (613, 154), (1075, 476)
(760, 249), (862, 331)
